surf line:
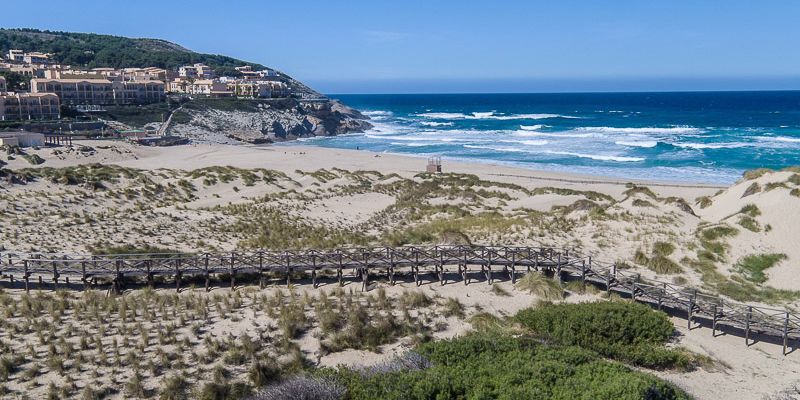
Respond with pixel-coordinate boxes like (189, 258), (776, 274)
(487, 172), (728, 189)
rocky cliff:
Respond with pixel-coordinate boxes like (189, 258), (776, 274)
(167, 97), (372, 144)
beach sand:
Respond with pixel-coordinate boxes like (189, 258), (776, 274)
(2, 140), (799, 399)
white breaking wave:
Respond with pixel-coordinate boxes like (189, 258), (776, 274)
(519, 124), (546, 131)
(416, 111), (577, 120)
(513, 130), (595, 138)
(363, 110), (393, 117)
(420, 121), (455, 127)
(574, 126), (703, 135)
(463, 144), (531, 153)
(499, 139), (549, 146)
(672, 142), (748, 150)
(760, 136), (800, 143)
(545, 151), (645, 162)
(615, 140), (658, 148)
(389, 142), (439, 147)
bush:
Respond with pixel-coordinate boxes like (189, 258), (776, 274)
(515, 302), (692, 370)
(331, 333), (690, 400)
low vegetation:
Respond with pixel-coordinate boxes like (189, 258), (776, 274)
(733, 253), (788, 284)
(515, 302), (694, 370)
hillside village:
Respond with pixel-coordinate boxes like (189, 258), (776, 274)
(0, 49), (293, 123)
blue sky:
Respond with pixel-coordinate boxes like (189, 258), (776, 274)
(2, 0), (800, 93)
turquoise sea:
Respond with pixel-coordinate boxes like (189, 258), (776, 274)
(295, 92), (800, 184)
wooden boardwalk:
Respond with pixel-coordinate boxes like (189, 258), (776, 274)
(1, 245), (798, 354)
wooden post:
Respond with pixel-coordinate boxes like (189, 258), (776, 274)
(487, 252), (493, 284)
(175, 260), (181, 293)
(52, 261), (58, 291)
(231, 253), (237, 290)
(362, 252), (370, 291)
(414, 265), (420, 287)
(115, 259), (122, 295)
(204, 254), (210, 292)
(437, 263), (444, 286)
(259, 252), (265, 289)
(337, 254), (343, 287)
(23, 259), (30, 293)
(361, 267), (368, 292)
(783, 312), (790, 356)
(745, 306), (752, 346)
(658, 282), (665, 310)
(556, 253), (562, 284)
(146, 260), (153, 289)
(580, 259), (586, 288)
(712, 304), (718, 337)
(687, 290), (697, 330)
(312, 254), (318, 289)
(510, 264), (516, 284)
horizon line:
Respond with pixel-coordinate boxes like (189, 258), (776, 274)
(324, 88), (800, 96)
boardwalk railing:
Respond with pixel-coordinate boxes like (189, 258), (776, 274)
(0, 245), (797, 354)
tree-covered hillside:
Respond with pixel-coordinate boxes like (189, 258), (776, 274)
(0, 28), (266, 76)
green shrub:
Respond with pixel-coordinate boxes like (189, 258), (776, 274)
(515, 302), (691, 370)
(330, 333), (690, 400)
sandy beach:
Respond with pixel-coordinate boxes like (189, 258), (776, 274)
(2, 140), (800, 399)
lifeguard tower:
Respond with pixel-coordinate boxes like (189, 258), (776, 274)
(426, 156), (442, 173)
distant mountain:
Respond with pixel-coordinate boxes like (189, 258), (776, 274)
(0, 28), (265, 77)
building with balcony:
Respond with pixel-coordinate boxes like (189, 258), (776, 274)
(31, 78), (165, 105)
(179, 63), (215, 79)
(0, 93), (60, 121)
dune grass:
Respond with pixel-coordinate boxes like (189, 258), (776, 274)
(515, 272), (563, 300)
(733, 253), (787, 284)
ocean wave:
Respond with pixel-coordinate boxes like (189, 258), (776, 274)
(519, 124), (546, 131)
(363, 110), (393, 117)
(389, 142), (439, 147)
(499, 139), (549, 146)
(759, 136), (800, 143)
(463, 144), (530, 153)
(513, 130), (595, 138)
(545, 151), (645, 162)
(420, 121), (455, 127)
(615, 140), (658, 148)
(416, 111), (577, 120)
(672, 142), (748, 149)
(574, 126), (703, 135)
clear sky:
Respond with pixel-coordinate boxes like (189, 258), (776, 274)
(2, 0), (800, 93)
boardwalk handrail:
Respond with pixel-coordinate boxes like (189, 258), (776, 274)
(0, 245), (797, 354)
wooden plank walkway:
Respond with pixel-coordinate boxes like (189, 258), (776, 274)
(1, 245), (798, 354)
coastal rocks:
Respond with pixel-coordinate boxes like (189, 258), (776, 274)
(168, 98), (372, 145)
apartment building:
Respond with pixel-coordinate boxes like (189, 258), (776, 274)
(179, 63), (214, 79)
(0, 92), (60, 121)
(227, 81), (291, 98)
(23, 52), (51, 65)
(111, 80), (166, 104)
(31, 78), (165, 105)
(188, 79), (230, 96)
(6, 49), (23, 62)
